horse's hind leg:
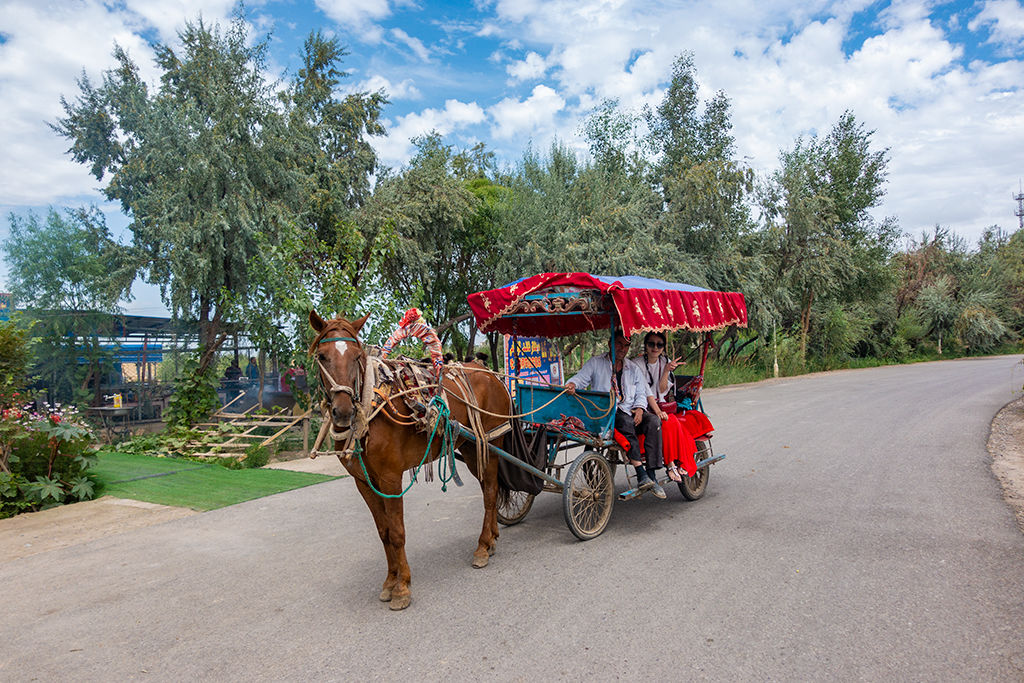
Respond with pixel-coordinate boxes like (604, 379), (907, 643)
(353, 477), (402, 603)
(472, 448), (502, 568)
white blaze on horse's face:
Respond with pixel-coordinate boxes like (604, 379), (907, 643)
(334, 340), (349, 357)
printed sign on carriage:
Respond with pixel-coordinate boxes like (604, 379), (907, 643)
(502, 335), (564, 396)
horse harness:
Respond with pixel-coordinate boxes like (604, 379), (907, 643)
(312, 330), (510, 481)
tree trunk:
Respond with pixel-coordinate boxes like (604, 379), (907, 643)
(487, 332), (501, 372)
(799, 289), (814, 363)
(196, 298), (228, 375)
(466, 323), (478, 361)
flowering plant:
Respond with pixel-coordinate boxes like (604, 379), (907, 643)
(0, 401), (98, 518)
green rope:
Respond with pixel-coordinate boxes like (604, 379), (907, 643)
(356, 395), (458, 498)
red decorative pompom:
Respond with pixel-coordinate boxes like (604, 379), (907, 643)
(399, 307), (422, 327)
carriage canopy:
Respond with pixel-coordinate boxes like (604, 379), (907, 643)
(468, 272), (747, 339)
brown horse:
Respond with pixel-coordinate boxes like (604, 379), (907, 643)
(309, 310), (513, 610)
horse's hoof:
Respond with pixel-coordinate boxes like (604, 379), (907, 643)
(389, 593), (411, 610)
(472, 553), (489, 568)
(379, 587), (393, 602)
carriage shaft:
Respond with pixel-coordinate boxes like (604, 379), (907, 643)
(450, 422), (564, 489)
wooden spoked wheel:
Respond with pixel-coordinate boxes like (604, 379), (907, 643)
(562, 450), (615, 541)
(497, 490), (535, 526)
(678, 438), (711, 501)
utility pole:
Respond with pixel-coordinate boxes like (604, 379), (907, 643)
(1015, 180), (1024, 231)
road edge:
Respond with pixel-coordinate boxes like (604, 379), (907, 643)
(988, 395), (1024, 535)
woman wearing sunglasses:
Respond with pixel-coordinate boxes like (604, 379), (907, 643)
(637, 331), (712, 483)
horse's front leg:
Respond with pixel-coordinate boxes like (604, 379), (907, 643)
(352, 476), (401, 603)
(378, 477), (412, 610)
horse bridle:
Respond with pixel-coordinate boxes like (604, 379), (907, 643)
(315, 332), (364, 405)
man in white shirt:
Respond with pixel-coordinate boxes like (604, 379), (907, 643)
(566, 332), (666, 498)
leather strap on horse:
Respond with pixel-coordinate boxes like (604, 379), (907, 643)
(312, 354), (378, 463)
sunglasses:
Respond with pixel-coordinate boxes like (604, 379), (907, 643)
(646, 341), (664, 348)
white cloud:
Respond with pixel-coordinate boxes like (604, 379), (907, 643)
(0, 0), (162, 205)
(353, 75), (422, 100)
(390, 27), (431, 61)
(969, 0), (1024, 50)
(506, 51), (546, 81)
(489, 85), (565, 139)
(122, 0), (237, 44)
(315, 0), (392, 27)
(3, 0), (1023, 249)
(374, 99), (487, 165)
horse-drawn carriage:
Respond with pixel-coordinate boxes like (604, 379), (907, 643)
(309, 272), (746, 608)
(467, 272), (747, 540)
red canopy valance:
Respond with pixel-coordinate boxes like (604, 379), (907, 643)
(468, 273), (747, 339)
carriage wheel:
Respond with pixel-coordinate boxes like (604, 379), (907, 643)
(678, 439), (711, 501)
(497, 490), (535, 526)
(562, 450), (615, 541)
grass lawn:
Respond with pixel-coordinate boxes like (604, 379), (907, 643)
(93, 451), (339, 511)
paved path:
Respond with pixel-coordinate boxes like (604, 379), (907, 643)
(2, 356), (1023, 680)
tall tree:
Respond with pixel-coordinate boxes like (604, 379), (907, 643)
(4, 207), (133, 312)
(374, 134), (494, 357)
(645, 52), (754, 290)
(760, 112), (893, 361)
(52, 18), (296, 373)
(285, 32), (389, 293)
(502, 131), (663, 282)
(238, 31), (391, 381)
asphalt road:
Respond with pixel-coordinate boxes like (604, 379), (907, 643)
(3, 356), (1024, 681)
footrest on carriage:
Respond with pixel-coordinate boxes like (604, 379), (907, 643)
(617, 452), (726, 501)
(694, 452), (726, 469)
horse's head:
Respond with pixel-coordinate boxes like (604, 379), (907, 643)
(309, 310), (371, 432)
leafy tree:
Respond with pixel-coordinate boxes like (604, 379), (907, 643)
(760, 139), (843, 360)
(52, 18), (297, 373)
(499, 141), (583, 278)
(4, 207), (133, 311)
(237, 32), (391, 389)
(374, 134), (500, 358)
(3, 207), (133, 404)
(644, 53), (755, 289)
(760, 112), (893, 362)
(917, 276), (957, 354)
(502, 134), (662, 281)
(284, 31), (389, 293)
(955, 289), (1013, 353)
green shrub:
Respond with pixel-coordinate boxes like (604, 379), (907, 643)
(956, 304), (1013, 354)
(165, 356), (220, 427)
(242, 443), (271, 469)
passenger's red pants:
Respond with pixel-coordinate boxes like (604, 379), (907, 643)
(614, 410), (713, 477)
(662, 411), (714, 477)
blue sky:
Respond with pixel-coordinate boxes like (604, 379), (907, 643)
(1, 0), (1023, 315)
